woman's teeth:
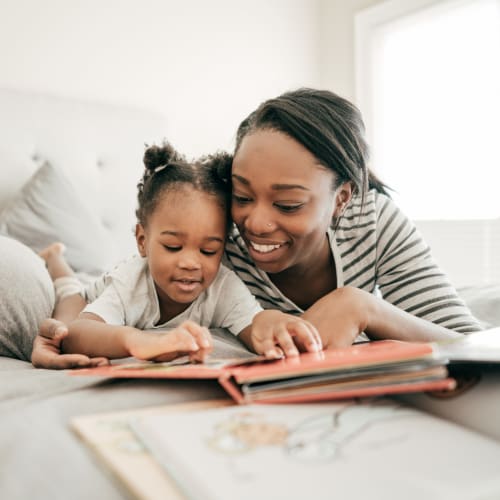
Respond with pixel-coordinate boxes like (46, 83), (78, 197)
(250, 242), (281, 253)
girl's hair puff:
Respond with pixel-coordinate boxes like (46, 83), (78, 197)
(136, 141), (233, 228)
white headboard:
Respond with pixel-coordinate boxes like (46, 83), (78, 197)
(0, 87), (167, 260)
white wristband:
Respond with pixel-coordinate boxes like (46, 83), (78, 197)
(53, 276), (84, 302)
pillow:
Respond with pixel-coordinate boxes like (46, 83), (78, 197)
(458, 284), (500, 329)
(0, 161), (116, 275)
(0, 236), (55, 361)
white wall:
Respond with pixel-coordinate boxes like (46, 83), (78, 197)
(0, 0), (322, 156)
(319, 0), (386, 100)
(319, 0), (500, 289)
(1, 0), (493, 288)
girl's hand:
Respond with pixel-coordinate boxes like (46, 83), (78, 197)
(31, 318), (110, 369)
(249, 310), (322, 359)
(125, 320), (213, 363)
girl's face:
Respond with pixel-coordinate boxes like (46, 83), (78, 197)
(231, 130), (350, 275)
(136, 186), (226, 312)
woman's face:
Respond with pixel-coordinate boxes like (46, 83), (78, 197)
(231, 129), (347, 274)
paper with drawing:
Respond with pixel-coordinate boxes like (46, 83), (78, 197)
(131, 399), (500, 500)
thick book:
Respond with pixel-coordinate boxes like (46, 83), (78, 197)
(71, 339), (457, 403)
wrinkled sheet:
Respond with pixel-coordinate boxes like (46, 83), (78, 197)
(0, 329), (252, 500)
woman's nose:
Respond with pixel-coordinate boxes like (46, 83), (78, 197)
(243, 205), (275, 235)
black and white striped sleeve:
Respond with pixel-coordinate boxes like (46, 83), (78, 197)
(374, 194), (481, 333)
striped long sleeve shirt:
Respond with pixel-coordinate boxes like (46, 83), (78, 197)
(224, 189), (481, 334)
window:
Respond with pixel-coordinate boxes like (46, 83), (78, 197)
(356, 0), (500, 220)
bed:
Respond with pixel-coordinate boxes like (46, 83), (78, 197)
(1, 87), (499, 500)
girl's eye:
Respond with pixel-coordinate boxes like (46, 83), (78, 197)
(232, 194), (252, 205)
(164, 245), (181, 252)
(274, 203), (304, 213)
(200, 249), (218, 256)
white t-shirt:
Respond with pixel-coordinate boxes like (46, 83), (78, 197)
(83, 255), (262, 335)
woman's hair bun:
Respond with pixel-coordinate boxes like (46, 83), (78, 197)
(143, 141), (182, 172)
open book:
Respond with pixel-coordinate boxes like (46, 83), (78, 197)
(437, 327), (500, 363)
(72, 338), (459, 403)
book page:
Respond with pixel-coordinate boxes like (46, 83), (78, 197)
(132, 399), (500, 500)
(71, 400), (234, 500)
(437, 327), (500, 362)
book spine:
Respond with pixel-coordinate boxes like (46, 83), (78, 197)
(218, 375), (246, 405)
(247, 378), (457, 404)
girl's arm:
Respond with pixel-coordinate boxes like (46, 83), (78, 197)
(62, 313), (137, 358)
(302, 286), (462, 349)
(63, 313), (212, 362)
(52, 293), (86, 325)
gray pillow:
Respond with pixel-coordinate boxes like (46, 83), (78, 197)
(0, 236), (55, 360)
(458, 285), (500, 329)
(0, 161), (115, 275)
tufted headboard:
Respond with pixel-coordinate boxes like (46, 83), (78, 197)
(0, 87), (167, 262)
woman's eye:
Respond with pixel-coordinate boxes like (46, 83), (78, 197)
(275, 203), (304, 213)
(232, 194), (252, 204)
(164, 245), (181, 252)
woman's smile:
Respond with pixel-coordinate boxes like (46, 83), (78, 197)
(246, 237), (288, 263)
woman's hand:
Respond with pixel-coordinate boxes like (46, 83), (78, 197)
(124, 320), (213, 363)
(244, 310), (322, 359)
(31, 318), (110, 369)
(302, 286), (462, 348)
(301, 287), (371, 349)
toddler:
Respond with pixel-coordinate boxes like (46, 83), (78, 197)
(40, 142), (321, 363)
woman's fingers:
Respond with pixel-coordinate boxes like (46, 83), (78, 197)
(31, 335), (89, 369)
(39, 318), (68, 341)
(32, 318), (110, 369)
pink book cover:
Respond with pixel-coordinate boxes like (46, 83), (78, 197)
(71, 340), (455, 403)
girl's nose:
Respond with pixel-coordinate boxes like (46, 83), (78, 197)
(178, 251), (202, 270)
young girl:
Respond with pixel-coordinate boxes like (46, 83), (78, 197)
(43, 142), (321, 364)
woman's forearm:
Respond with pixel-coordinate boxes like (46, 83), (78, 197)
(62, 318), (139, 358)
(361, 288), (463, 343)
(302, 286), (462, 348)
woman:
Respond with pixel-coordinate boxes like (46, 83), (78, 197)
(31, 88), (479, 368)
